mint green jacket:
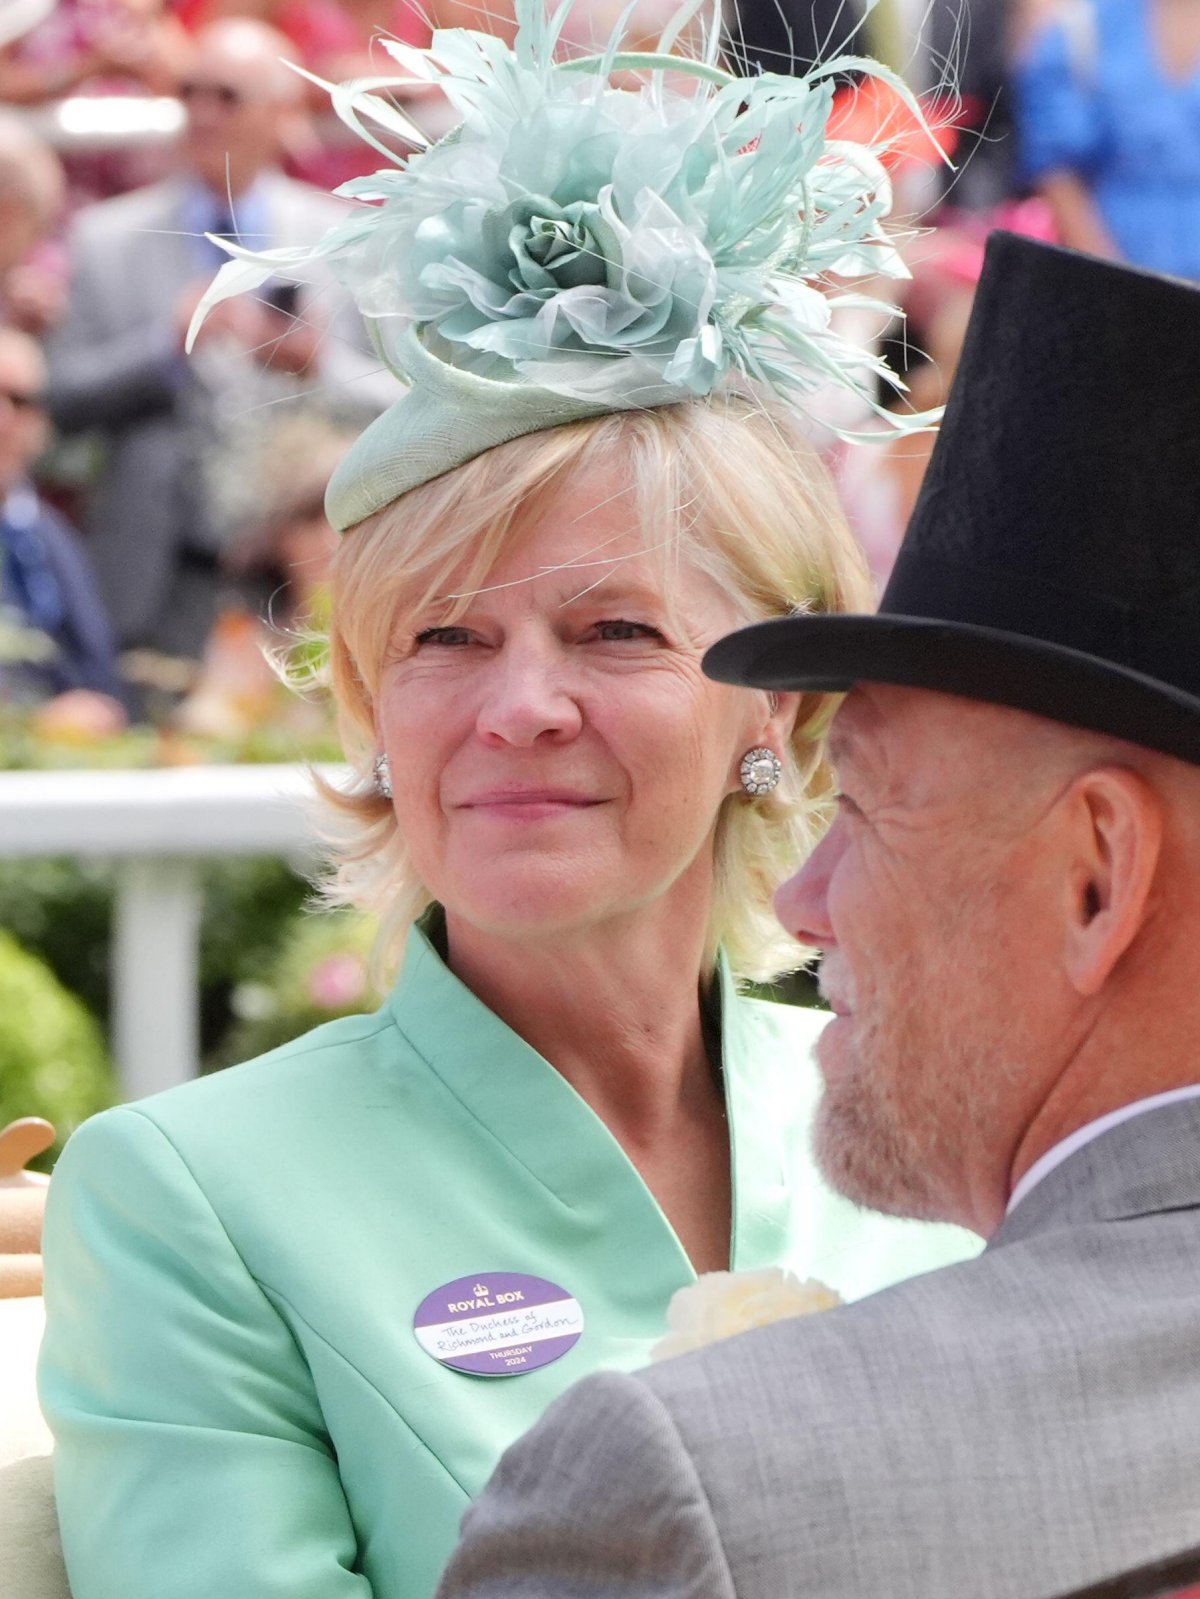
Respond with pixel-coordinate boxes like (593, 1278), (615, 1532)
(40, 921), (976, 1599)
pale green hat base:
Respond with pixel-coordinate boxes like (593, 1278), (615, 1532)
(326, 326), (616, 531)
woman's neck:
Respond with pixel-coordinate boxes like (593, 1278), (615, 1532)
(444, 900), (733, 1272)
(444, 902), (717, 1142)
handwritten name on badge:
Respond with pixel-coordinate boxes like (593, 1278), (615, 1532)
(413, 1273), (585, 1377)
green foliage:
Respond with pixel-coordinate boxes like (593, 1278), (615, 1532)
(0, 857), (114, 1023)
(0, 705), (342, 772)
(195, 858), (314, 1056)
(0, 856), (322, 1064)
(746, 966), (824, 1008)
(0, 929), (116, 1164)
(210, 907), (378, 1069)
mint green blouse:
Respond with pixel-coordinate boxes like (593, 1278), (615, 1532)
(40, 919), (977, 1599)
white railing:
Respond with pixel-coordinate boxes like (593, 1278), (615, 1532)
(0, 764), (347, 1099)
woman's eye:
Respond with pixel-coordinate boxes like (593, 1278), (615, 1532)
(592, 619), (662, 643)
(414, 625), (473, 648)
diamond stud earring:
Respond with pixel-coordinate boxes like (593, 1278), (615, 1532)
(373, 752), (393, 799)
(740, 746), (782, 796)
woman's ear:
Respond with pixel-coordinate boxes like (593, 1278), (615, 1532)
(760, 690), (802, 751)
(1062, 765), (1163, 997)
(726, 691), (802, 797)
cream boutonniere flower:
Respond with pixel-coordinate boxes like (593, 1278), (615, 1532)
(651, 1268), (841, 1362)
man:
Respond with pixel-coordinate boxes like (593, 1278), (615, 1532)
(47, 18), (395, 659)
(0, 326), (125, 722)
(436, 233), (1200, 1597)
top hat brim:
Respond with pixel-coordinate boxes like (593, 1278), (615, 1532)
(714, 233), (1200, 770)
(703, 613), (1200, 768)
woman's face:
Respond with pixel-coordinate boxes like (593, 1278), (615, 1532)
(375, 463), (780, 943)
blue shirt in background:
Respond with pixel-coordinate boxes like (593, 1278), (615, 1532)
(1016, 0), (1200, 280)
(0, 483), (125, 703)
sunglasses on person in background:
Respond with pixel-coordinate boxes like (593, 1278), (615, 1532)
(0, 388), (45, 411)
(178, 79), (246, 109)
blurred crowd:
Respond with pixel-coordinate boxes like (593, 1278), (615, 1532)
(2, 0), (1200, 748)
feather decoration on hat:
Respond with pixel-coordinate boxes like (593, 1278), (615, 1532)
(187, 0), (946, 439)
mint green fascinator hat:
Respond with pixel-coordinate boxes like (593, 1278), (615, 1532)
(187, 0), (943, 531)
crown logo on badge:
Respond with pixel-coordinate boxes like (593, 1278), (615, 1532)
(473, 1283), (489, 1298)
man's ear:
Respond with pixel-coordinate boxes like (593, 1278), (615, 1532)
(1062, 765), (1163, 996)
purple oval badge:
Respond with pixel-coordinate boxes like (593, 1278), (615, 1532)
(413, 1272), (585, 1377)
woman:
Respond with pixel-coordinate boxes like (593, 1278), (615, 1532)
(39, 6), (975, 1597)
(1015, 0), (1200, 278)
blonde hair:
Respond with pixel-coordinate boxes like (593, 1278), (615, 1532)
(318, 389), (871, 982)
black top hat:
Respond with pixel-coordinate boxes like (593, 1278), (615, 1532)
(705, 232), (1200, 765)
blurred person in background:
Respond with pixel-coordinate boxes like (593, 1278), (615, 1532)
(836, 274), (974, 591)
(46, 17), (395, 665)
(1015, 0), (1200, 277)
(0, 0), (190, 203)
(925, 0), (1023, 211)
(173, 0), (435, 185)
(177, 0), (429, 75)
(0, 112), (68, 338)
(0, 326), (126, 728)
(173, 411), (351, 741)
(834, 201), (1058, 590)
(0, 0), (185, 106)
(727, 0), (863, 78)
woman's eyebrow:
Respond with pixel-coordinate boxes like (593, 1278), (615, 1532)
(556, 579), (667, 610)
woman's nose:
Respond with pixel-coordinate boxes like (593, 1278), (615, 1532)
(474, 642), (583, 748)
(774, 822), (843, 949)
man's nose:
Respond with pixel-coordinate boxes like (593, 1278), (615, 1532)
(774, 822), (844, 949)
(474, 641), (583, 748)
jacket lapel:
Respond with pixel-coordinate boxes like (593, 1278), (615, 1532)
(385, 919), (797, 1279)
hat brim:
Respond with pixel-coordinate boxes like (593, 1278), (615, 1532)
(703, 614), (1200, 766)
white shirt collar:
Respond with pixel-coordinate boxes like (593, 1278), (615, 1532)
(1006, 1084), (1200, 1216)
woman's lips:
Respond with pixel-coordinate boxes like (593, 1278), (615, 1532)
(457, 791), (603, 820)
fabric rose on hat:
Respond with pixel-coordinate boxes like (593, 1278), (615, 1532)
(189, 0), (942, 437)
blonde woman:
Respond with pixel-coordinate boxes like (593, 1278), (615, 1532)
(39, 6), (977, 1597)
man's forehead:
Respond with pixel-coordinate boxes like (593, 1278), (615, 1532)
(827, 685), (902, 773)
(829, 684), (1061, 805)
(827, 685), (985, 794)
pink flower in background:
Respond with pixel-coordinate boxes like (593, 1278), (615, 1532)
(306, 953), (367, 1012)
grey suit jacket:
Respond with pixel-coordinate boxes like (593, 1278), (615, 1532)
(48, 171), (398, 655)
(438, 1102), (1200, 1599)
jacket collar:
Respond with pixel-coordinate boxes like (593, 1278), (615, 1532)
(384, 913), (795, 1278)
(990, 1097), (1200, 1252)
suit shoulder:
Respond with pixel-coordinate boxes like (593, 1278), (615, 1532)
(478, 1366), (693, 1514)
(68, 180), (179, 244)
(262, 172), (353, 228)
(640, 1245), (994, 1419)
